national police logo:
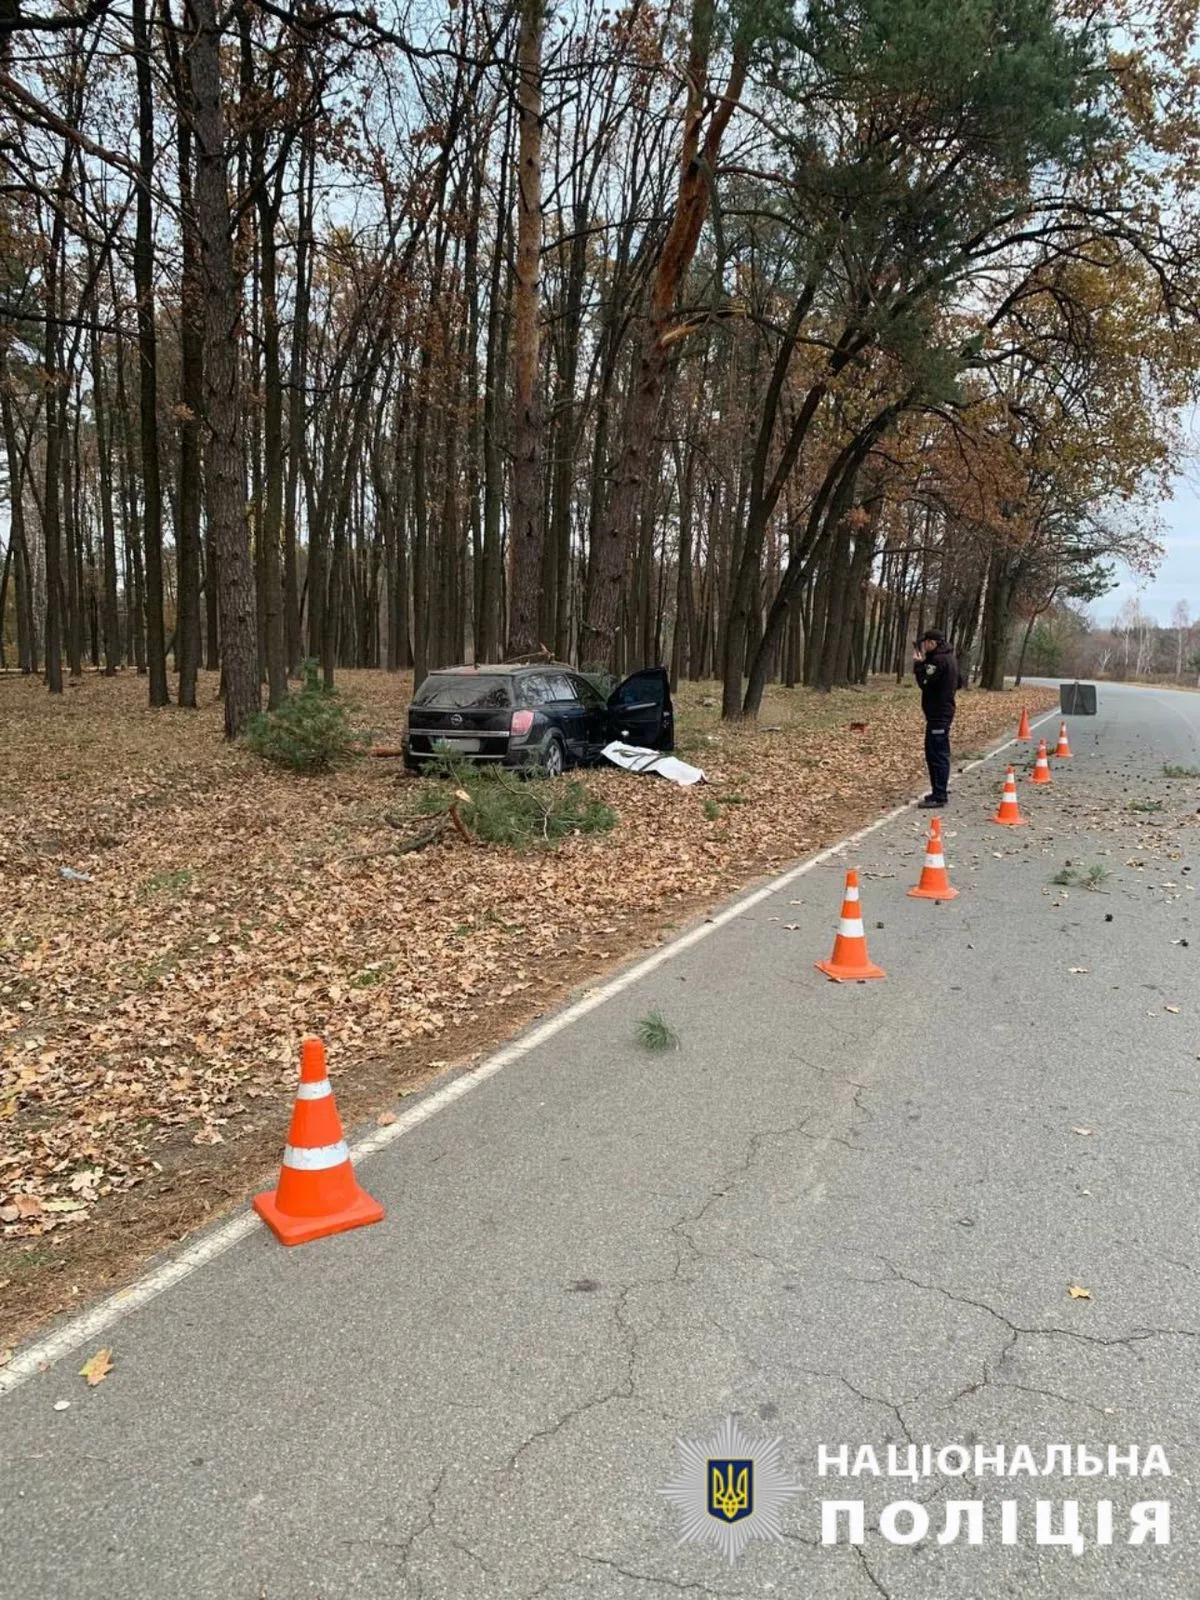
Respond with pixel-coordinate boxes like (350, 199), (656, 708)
(709, 1458), (752, 1523)
(660, 1415), (800, 1563)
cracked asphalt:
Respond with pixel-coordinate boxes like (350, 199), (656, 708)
(2, 682), (1199, 1599)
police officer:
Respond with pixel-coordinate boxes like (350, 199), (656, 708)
(912, 629), (960, 808)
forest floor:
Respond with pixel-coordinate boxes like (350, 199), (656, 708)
(0, 668), (1058, 1348)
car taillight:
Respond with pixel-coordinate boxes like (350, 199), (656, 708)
(510, 709), (534, 737)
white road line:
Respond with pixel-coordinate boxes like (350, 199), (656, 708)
(0, 703), (1060, 1398)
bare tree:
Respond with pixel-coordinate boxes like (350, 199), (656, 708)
(1171, 598), (1190, 680)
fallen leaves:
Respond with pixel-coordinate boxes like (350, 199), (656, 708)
(79, 1348), (113, 1385)
(1067, 1285), (1092, 1300)
(1071, 1126), (1093, 1136)
(0, 671), (1059, 1257)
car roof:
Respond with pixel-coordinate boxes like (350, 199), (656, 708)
(423, 662), (580, 676)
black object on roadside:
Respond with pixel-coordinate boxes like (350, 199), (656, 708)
(1060, 681), (1097, 715)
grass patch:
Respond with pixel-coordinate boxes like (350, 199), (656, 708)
(1052, 863), (1111, 890)
(636, 1009), (678, 1052)
(350, 962), (393, 988)
(702, 797), (720, 821)
(1162, 764), (1200, 779)
(142, 868), (194, 896)
(1127, 799), (1164, 813)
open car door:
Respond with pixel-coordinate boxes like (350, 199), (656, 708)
(607, 667), (674, 752)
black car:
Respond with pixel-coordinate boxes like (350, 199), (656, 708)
(403, 663), (674, 778)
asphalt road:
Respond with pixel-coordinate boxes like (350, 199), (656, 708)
(3, 683), (1199, 1600)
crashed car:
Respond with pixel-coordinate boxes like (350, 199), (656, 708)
(403, 663), (674, 777)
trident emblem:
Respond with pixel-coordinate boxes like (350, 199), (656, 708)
(708, 1459), (753, 1522)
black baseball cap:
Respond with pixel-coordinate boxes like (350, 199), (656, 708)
(920, 628), (946, 645)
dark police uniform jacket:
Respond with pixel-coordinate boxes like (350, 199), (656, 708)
(914, 646), (959, 723)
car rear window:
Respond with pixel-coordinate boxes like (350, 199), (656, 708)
(412, 674), (513, 710)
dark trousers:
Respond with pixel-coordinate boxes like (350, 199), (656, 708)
(924, 718), (952, 801)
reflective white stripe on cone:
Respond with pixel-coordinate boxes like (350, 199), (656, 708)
(282, 1140), (351, 1171)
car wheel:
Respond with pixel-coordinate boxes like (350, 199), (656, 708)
(539, 733), (565, 779)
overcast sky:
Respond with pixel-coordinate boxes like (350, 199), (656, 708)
(1102, 410), (1200, 629)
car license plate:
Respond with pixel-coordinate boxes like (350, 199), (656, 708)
(433, 736), (481, 753)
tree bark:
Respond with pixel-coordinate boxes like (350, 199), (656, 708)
(506, 0), (545, 657)
(62, 376), (83, 676)
(186, 0), (258, 737)
(133, 0), (169, 704)
(174, 28), (204, 707)
(253, 147), (287, 707)
(0, 366), (36, 673)
(283, 126), (314, 673)
(86, 321), (121, 674)
(41, 173), (67, 694)
(979, 543), (1014, 690)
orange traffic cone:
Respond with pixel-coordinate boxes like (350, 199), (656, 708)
(1016, 706), (1032, 740)
(991, 765), (1028, 827)
(908, 816), (958, 900)
(1031, 738), (1053, 785)
(816, 869), (885, 981)
(254, 1038), (384, 1246)
(1054, 721), (1073, 759)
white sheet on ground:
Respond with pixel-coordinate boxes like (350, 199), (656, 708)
(601, 742), (706, 786)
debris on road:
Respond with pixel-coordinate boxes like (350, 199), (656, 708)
(79, 1348), (114, 1386)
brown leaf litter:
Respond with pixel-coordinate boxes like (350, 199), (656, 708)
(0, 669), (1056, 1339)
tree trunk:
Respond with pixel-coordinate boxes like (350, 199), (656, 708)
(176, 101), (204, 705)
(0, 367), (36, 673)
(506, 0), (545, 657)
(477, 114), (511, 664)
(0, 535), (11, 667)
(113, 327), (146, 672)
(255, 175), (288, 708)
(671, 444), (695, 683)
(87, 323), (121, 674)
(284, 126), (314, 674)
(978, 544), (1014, 691)
(62, 383), (83, 676)
(187, 0), (258, 737)
(582, 18), (747, 669)
(133, 0), (169, 704)
(41, 181), (67, 695)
